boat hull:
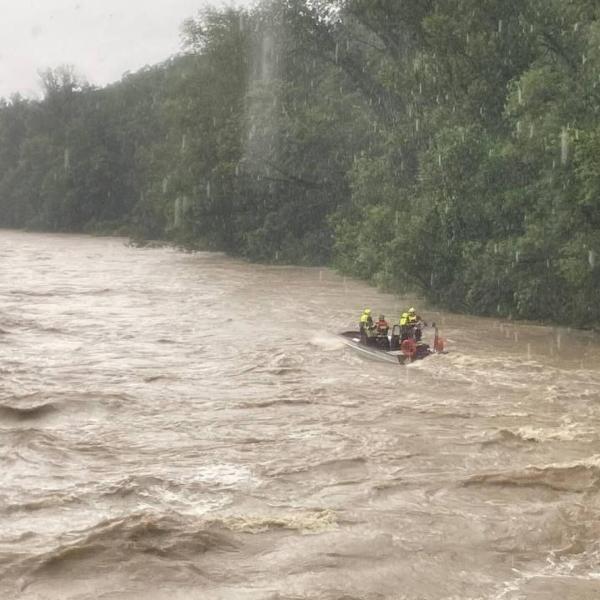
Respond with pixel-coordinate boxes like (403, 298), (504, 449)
(338, 331), (431, 364)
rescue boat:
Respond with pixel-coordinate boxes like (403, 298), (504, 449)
(338, 324), (445, 365)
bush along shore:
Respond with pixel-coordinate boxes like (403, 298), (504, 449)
(0, 1), (598, 327)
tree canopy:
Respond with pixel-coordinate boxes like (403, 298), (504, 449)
(0, 0), (598, 326)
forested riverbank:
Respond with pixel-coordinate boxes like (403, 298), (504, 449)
(0, 0), (598, 326)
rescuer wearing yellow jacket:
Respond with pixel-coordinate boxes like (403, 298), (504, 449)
(399, 312), (411, 341)
(359, 308), (375, 344)
(399, 308), (425, 341)
(406, 307), (425, 341)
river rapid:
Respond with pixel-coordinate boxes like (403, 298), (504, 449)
(1, 230), (600, 600)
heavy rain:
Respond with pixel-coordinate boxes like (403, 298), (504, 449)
(1, 1), (600, 599)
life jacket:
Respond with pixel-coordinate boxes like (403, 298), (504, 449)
(376, 319), (389, 332)
(399, 313), (409, 326)
(360, 314), (373, 332)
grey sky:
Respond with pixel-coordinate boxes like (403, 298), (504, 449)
(0, 0), (250, 99)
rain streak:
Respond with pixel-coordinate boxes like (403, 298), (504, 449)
(0, 1), (600, 599)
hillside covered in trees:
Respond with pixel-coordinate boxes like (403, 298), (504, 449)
(0, 0), (598, 327)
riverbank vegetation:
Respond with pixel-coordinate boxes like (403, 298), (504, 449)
(0, 0), (598, 326)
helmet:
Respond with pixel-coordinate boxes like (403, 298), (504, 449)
(364, 308), (371, 315)
(378, 315), (385, 320)
(408, 307), (416, 314)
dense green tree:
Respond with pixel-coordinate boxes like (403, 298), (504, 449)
(0, 0), (597, 326)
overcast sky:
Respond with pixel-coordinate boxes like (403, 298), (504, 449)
(0, 0), (250, 99)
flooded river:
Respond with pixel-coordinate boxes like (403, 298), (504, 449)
(1, 230), (600, 600)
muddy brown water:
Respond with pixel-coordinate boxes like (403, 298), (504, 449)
(1, 230), (600, 600)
